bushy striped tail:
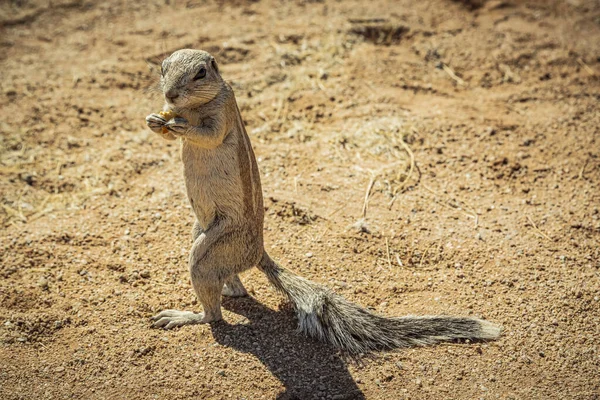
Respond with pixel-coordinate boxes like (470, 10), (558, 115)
(257, 251), (501, 355)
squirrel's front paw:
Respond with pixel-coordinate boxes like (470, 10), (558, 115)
(164, 117), (189, 135)
(146, 113), (167, 133)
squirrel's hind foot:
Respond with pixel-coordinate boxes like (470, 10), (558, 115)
(151, 309), (218, 329)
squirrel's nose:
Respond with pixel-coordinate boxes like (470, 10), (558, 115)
(165, 89), (179, 101)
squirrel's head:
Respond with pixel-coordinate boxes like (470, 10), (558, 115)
(160, 49), (222, 110)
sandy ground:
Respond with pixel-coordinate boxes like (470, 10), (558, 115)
(1, 0), (599, 399)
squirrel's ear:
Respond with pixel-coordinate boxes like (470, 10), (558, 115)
(211, 58), (219, 74)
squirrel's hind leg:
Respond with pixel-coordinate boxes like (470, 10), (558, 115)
(151, 267), (224, 328)
(152, 230), (227, 329)
(152, 226), (258, 329)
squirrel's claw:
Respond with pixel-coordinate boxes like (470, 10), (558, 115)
(151, 309), (208, 329)
(146, 113), (167, 133)
(164, 117), (189, 135)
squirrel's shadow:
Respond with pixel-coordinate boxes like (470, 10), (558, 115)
(210, 296), (365, 400)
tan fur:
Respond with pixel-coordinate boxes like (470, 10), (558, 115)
(146, 49), (501, 354)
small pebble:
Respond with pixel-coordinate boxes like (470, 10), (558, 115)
(38, 277), (49, 290)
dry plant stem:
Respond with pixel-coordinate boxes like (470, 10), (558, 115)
(526, 215), (552, 241)
(395, 254), (404, 267)
(295, 225), (310, 238)
(397, 136), (415, 188)
(418, 240), (438, 269)
(28, 197), (53, 222)
(442, 63), (465, 86)
(0, 166), (28, 174)
(317, 80), (327, 92)
(17, 193), (24, 219)
(577, 58), (596, 76)
(578, 158), (589, 179)
(365, 82), (377, 94)
(361, 172), (377, 219)
(274, 90), (291, 125)
(315, 227), (329, 242)
(2, 204), (27, 222)
(385, 237), (392, 268)
(388, 136), (416, 209)
(327, 203), (347, 218)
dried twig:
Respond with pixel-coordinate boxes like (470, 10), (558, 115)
(395, 254), (404, 268)
(396, 137), (415, 187)
(385, 237), (392, 268)
(328, 203), (347, 218)
(577, 58), (596, 76)
(2, 204), (27, 222)
(361, 172), (378, 219)
(315, 227), (329, 242)
(388, 136), (416, 208)
(526, 215), (551, 241)
(442, 63), (465, 86)
(419, 241), (438, 269)
(578, 158), (589, 180)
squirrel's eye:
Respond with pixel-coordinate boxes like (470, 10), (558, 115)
(194, 67), (207, 80)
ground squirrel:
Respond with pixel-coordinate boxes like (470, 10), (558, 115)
(145, 49), (501, 356)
